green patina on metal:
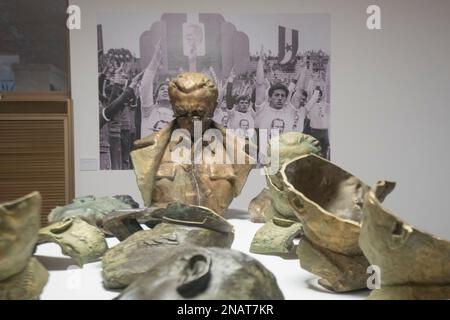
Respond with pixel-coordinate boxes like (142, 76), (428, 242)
(102, 203), (234, 289)
(38, 217), (109, 266)
(47, 195), (139, 230)
(117, 245), (284, 300)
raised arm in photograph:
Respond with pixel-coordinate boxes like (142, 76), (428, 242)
(255, 46), (267, 107)
(290, 63), (308, 109)
(225, 67), (236, 110)
(100, 71), (142, 128)
(304, 88), (320, 113)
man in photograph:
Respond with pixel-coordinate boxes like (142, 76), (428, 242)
(271, 118), (285, 134)
(240, 119), (250, 131)
(227, 96), (255, 130)
(305, 87), (330, 158)
(140, 41), (174, 138)
(254, 49), (307, 141)
(97, 13), (331, 169)
(183, 23), (205, 57)
(213, 98), (230, 128)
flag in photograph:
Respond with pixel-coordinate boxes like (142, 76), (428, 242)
(97, 24), (104, 55)
(278, 26), (298, 64)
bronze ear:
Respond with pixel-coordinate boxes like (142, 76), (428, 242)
(49, 217), (74, 234)
(177, 254), (212, 298)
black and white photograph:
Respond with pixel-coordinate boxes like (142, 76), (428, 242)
(97, 12), (331, 170)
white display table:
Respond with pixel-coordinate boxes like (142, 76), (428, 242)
(35, 217), (368, 300)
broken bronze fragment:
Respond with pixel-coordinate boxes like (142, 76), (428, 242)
(38, 217), (108, 266)
(116, 245), (285, 300)
(249, 132), (322, 222)
(102, 203), (234, 289)
(279, 154), (395, 292)
(47, 194), (139, 231)
(249, 133), (321, 258)
(0, 192), (48, 299)
(250, 217), (302, 257)
(360, 191), (450, 300)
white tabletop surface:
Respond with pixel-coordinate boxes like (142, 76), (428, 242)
(35, 217), (369, 300)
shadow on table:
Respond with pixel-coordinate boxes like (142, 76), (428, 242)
(226, 208), (250, 220)
(35, 255), (78, 271)
(306, 277), (370, 298)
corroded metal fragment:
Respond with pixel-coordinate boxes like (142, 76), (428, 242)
(116, 246), (284, 300)
(0, 192), (48, 299)
(0, 192), (41, 281)
(249, 132), (322, 222)
(360, 191), (450, 300)
(38, 217), (108, 266)
(0, 258), (48, 300)
(280, 154), (395, 292)
(102, 203), (234, 289)
(249, 133), (321, 259)
(248, 188), (275, 223)
(250, 217), (302, 257)
(48, 195), (139, 230)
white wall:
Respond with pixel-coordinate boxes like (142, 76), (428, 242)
(70, 0), (450, 238)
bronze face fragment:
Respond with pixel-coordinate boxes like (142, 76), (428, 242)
(279, 154), (395, 292)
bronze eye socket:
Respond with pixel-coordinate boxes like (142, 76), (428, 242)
(191, 112), (205, 118)
(174, 110), (188, 118)
(175, 113), (206, 120)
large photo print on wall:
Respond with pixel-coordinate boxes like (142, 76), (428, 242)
(97, 13), (331, 170)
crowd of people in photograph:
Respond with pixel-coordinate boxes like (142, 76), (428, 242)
(98, 45), (330, 170)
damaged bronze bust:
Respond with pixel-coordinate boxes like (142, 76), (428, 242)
(131, 72), (254, 217)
